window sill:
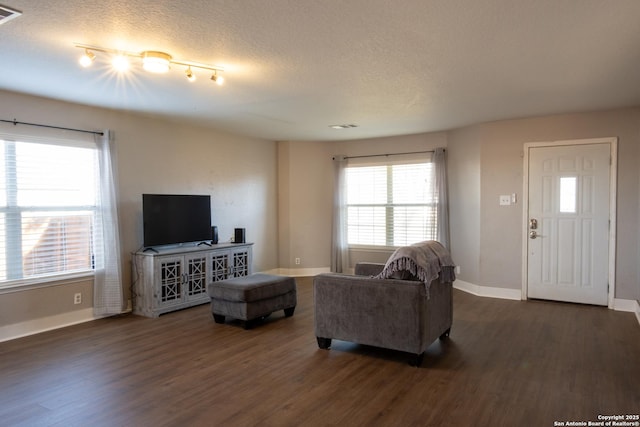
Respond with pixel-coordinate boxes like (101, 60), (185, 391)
(0, 271), (95, 295)
(348, 245), (398, 252)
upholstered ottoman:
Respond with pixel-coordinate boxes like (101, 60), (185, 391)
(207, 273), (297, 329)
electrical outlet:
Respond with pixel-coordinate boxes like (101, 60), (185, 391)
(455, 265), (461, 275)
(74, 293), (82, 305)
(295, 257), (300, 265)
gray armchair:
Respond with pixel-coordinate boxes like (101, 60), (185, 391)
(314, 259), (453, 367)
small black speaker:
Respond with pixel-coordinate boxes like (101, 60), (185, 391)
(211, 226), (218, 244)
(234, 228), (245, 244)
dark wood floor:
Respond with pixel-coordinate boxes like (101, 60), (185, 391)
(1, 277), (639, 427)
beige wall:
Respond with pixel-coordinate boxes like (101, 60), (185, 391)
(283, 109), (640, 301)
(1, 87), (639, 338)
(0, 89), (279, 331)
(0, 278), (93, 325)
(277, 140), (333, 268)
(447, 125), (481, 284)
(115, 111), (279, 274)
(448, 108), (640, 300)
(279, 132), (449, 270)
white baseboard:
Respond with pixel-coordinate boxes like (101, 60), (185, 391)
(612, 298), (638, 312)
(262, 267), (331, 277)
(454, 281), (640, 327)
(612, 299), (640, 328)
(453, 280), (522, 300)
(0, 308), (96, 343)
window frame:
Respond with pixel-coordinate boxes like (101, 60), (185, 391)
(0, 135), (100, 290)
(345, 153), (437, 250)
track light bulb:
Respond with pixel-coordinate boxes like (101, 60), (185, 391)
(211, 73), (224, 85)
(185, 66), (195, 82)
(112, 54), (130, 72)
(79, 49), (96, 67)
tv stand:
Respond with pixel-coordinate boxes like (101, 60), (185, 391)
(132, 242), (253, 318)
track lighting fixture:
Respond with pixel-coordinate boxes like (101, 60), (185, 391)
(75, 43), (225, 84)
(211, 71), (224, 85)
(185, 66), (195, 82)
(111, 54), (130, 72)
(78, 49), (96, 67)
(142, 51), (172, 73)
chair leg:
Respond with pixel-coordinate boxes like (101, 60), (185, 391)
(284, 306), (295, 317)
(409, 352), (425, 367)
(243, 319), (255, 330)
(316, 337), (332, 349)
(439, 328), (451, 340)
(212, 313), (225, 324)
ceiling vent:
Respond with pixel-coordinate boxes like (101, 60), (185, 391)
(0, 5), (21, 26)
(329, 124), (358, 129)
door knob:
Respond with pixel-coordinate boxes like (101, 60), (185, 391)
(529, 230), (538, 239)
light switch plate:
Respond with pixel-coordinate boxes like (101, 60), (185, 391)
(499, 195), (511, 206)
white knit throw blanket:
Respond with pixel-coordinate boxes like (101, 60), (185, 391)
(374, 241), (456, 295)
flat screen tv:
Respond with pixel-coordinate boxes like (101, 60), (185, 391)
(143, 194), (212, 247)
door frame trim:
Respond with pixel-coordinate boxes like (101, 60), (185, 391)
(521, 137), (618, 308)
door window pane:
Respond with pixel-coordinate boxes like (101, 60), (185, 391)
(560, 177), (577, 213)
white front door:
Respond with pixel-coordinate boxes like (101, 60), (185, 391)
(526, 142), (611, 305)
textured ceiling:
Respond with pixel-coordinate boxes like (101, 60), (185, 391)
(1, 0), (640, 141)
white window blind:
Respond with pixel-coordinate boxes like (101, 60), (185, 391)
(345, 156), (436, 247)
(0, 138), (98, 284)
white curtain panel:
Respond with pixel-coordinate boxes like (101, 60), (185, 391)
(331, 155), (349, 273)
(93, 130), (124, 316)
(434, 147), (450, 249)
